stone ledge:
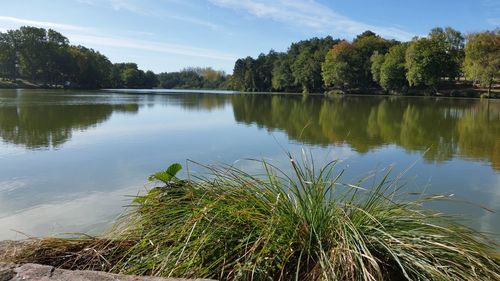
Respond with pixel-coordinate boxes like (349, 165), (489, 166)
(0, 263), (215, 281)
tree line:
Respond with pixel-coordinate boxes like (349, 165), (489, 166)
(229, 28), (499, 95)
(0, 26), (232, 90)
(1, 25), (497, 92)
(0, 26), (158, 88)
(157, 67), (228, 89)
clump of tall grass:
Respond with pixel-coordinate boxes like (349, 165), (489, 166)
(102, 155), (499, 280)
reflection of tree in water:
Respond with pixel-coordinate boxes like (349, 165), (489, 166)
(154, 93), (230, 111)
(232, 95), (500, 171)
(0, 103), (138, 149)
(457, 101), (500, 170)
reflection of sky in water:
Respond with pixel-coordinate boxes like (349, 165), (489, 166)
(0, 90), (499, 240)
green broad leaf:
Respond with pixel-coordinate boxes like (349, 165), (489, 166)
(165, 163), (182, 178)
(148, 163), (182, 183)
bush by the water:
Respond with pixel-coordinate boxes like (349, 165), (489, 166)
(105, 157), (499, 280)
(9, 157), (500, 280)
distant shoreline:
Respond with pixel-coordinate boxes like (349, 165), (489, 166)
(1, 82), (498, 99)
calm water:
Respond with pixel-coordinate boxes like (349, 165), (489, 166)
(0, 89), (499, 240)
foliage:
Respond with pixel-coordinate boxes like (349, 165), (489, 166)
(232, 37), (338, 93)
(157, 67), (227, 89)
(0, 32), (17, 79)
(271, 53), (294, 91)
(67, 46), (112, 88)
(289, 37), (337, 93)
(428, 27), (465, 80)
(370, 52), (385, 85)
(231, 27), (492, 94)
(321, 41), (359, 89)
(379, 43), (409, 93)
(463, 30), (500, 94)
(321, 33), (395, 90)
(352, 33), (397, 87)
(0, 26), (157, 89)
(405, 38), (449, 90)
(147, 163), (182, 183)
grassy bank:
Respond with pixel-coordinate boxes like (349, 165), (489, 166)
(5, 157), (500, 280)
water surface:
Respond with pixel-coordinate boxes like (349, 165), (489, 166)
(0, 89), (499, 240)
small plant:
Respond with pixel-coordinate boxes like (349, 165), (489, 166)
(147, 163), (182, 184)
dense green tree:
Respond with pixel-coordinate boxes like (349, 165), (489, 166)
(379, 43), (409, 93)
(405, 38), (449, 91)
(370, 52), (385, 84)
(429, 27), (465, 80)
(16, 26), (48, 81)
(44, 30), (72, 84)
(0, 32), (17, 80)
(121, 65), (143, 88)
(231, 57), (257, 91)
(289, 36), (337, 93)
(144, 70), (159, 88)
(321, 41), (360, 89)
(352, 32), (397, 87)
(157, 67), (226, 89)
(231, 36), (336, 93)
(463, 30), (500, 95)
(271, 53), (294, 91)
(68, 46), (112, 88)
(0, 26), (156, 89)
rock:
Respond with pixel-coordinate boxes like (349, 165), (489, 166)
(0, 263), (216, 281)
(0, 264), (16, 281)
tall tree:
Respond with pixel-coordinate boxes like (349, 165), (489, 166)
(16, 26), (48, 81)
(463, 30), (500, 95)
(289, 36), (337, 93)
(380, 43), (409, 93)
(370, 52), (385, 85)
(0, 32), (18, 80)
(353, 31), (397, 87)
(405, 38), (449, 91)
(271, 53), (294, 91)
(321, 41), (360, 89)
(429, 27), (465, 80)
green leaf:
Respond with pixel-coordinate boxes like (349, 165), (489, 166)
(165, 163), (182, 178)
(148, 163), (183, 183)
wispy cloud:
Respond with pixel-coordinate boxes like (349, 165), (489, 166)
(0, 16), (236, 61)
(77, 0), (223, 31)
(209, 0), (415, 40)
(71, 34), (237, 61)
(168, 14), (222, 30)
(0, 16), (91, 32)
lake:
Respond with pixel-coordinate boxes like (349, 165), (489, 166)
(0, 89), (499, 241)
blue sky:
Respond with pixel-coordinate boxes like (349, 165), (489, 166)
(0, 0), (498, 73)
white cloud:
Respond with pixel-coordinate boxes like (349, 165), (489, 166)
(77, 0), (223, 31)
(210, 0), (415, 40)
(168, 14), (222, 30)
(0, 16), (236, 62)
(0, 16), (91, 32)
(70, 34), (237, 61)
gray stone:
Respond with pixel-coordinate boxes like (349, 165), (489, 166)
(0, 264), (16, 281)
(0, 263), (216, 281)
